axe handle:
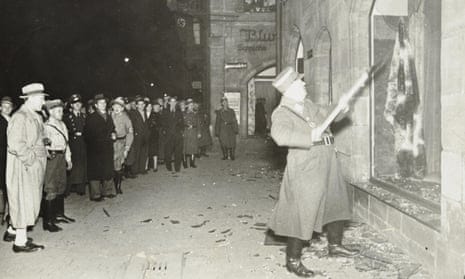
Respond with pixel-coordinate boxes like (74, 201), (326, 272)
(319, 70), (370, 132)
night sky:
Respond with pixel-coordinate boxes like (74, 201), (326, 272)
(0, 0), (188, 102)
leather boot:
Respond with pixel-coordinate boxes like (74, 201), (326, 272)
(55, 195), (75, 223)
(221, 147), (228, 160)
(42, 199), (62, 232)
(118, 171), (123, 194)
(113, 171), (119, 194)
(190, 155), (197, 168)
(286, 237), (314, 277)
(327, 221), (359, 257)
(182, 155), (188, 168)
(229, 148), (235, 160)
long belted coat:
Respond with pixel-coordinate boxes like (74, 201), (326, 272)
(268, 97), (351, 240)
(214, 108), (238, 148)
(64, 112), (87, 184)
(6, 105), (47, 228)
(84, 111), (115, 181)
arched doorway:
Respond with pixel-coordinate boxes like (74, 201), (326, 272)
(310, 28), (332, 105)
(247, 66), (277, 136)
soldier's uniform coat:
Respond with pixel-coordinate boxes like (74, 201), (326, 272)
(126, 110), (149, 174)
(183, 111), (200, 155)
(214, 108), (238, 148)
(111, 111), (134, 171)
(64, 112), (87, 185)
(268, 97), (351, 240)
(6, 105), (47, 228)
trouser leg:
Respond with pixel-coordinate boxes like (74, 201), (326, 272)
(102, 179), (116, 197)
(89, 180), (102, 200)
(190, 154), (197, 168)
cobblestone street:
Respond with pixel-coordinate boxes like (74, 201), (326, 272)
(0, 139), (431, 278)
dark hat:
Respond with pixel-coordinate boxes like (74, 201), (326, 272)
(45, 99), (64, 111)
(123, 97), (129, 104)
(0, 96), (13, 105)
(20, 83), (49, 99)
(69, 94), (82, 104)
(134, 95), (145, 103)
(111, 97), (125, 107)
(272, 67), (304, 94)
(94, 93), (107, 102)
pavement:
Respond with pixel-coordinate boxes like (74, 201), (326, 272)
(0, 137), (431, 279)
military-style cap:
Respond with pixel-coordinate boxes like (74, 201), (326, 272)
(272, 67), (304, 94)
(186, 98), (193, 104)
(69, 94), (82, 104)
(0, 96), (13, 105)
(45, 99), (64, 111)
(20, 83), (49, 98)
(111, 96), (126, 107)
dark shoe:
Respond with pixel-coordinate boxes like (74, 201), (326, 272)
(42, 199), (62, 233)
(286, 257), (315, 277)
(229, 148), (235, 160)
(90, 197), (104, 202)
(56, 215), (75, 223)
(328, 244), (359, 257)
(190, 155), (197, 168)
(13, 241), (45, 253)
(55, 195), (75, 223)
(3, 231), (33, 243)
(105, 194), (116, 199)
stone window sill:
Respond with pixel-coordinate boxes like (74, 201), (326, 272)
(350, 181), (441, 232)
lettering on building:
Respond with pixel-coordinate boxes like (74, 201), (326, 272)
(238, 28), (276, 52)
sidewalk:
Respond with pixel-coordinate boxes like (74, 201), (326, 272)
(0, 138), (431, 278)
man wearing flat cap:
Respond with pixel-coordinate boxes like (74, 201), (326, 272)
(4, 83), (48, 252)
(267, 67), (357, 277)
(43, 99), (74, 232)
(0, 96), (13, 224)
(64, 94), (87, 196)
(84, 94), (117, 201)
(111, 97), (134, 194)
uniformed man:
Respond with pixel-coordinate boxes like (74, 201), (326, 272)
(215, 97), (239, 160)
(268, 67), (358, 277)
(43, 99), (74, 232)
(5, 83), (47, 252)
(64, 94), (87, 196)
(111, 97), (134, 194)
(84, 94), (117, 201)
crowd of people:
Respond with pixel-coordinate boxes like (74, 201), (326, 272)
(0, 82), (243, 253)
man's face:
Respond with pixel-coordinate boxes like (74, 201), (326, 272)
(221, 99), (228, 108)
(1, 102), (13, 115)
(136, 101), (145, 111)
(95, 99), (107, 112)
(27, 94), (46, 112)
(50, 107), (64, 120)
(112, 103), (123, 114)
(130, 101), (137, 110)
(169, 98), (176, 108)
(71, 102), (82, 112)
(153, 104), (161, 113)
(284, 79), (307, 102)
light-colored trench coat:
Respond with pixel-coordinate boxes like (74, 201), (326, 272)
(268, 97), (351, 240)
(6, 105), (47, 228)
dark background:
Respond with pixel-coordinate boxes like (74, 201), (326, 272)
(0, 0), (188, 103)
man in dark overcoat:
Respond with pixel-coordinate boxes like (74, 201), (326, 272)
(126, 96), (149, 175)
(161, 97), (184, 172)
(268, 67), (358, 277)
(214, 97), (238, 160)
(63, 94), (87, 196)
(84, 94), (116, 201)
(0, 96), (13, 222)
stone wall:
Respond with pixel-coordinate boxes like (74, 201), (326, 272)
(207, 0), (276, 136)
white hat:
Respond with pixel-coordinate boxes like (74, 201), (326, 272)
(20, 83), (49, 98)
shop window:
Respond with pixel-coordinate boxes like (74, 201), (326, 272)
(370, 0), (441, 214)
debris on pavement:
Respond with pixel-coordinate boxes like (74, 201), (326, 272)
(140, 218), (153, 223)
(191, 220), (209, 228)
(102, 208), (110, 217)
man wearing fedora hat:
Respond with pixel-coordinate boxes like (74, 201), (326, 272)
(111, 97), (134, 194)
(126, 95), (149, 176)
(4, 83), (48, 252)
(84, 94), (117, 201)
(267, 67), (357, 277)
(0, 96), (13, 225)
(64, 94), (87, 196)
(43, 99), (74, 232)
